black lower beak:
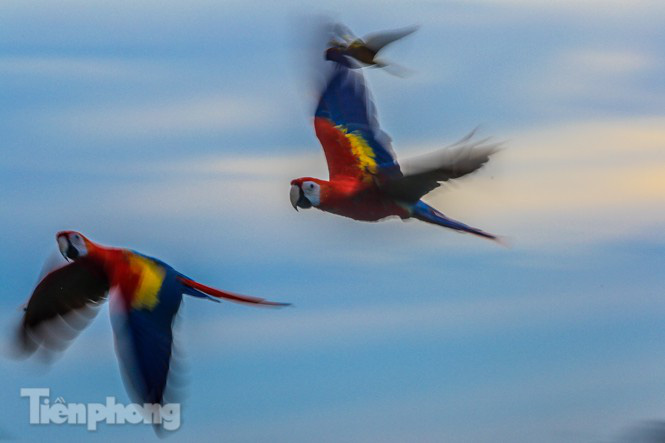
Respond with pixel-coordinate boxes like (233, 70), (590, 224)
(297, 189), (312, 209)
(290, 184), (312, 210)
(65, 245), (79, 260)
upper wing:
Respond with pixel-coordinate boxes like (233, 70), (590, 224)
(16, 258), (109, 355)
(379, 131), (501, 203)
(314, 63), (399, 181)
(111, 255), (182, 407)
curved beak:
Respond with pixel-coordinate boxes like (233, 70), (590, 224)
(56, 234), (74, 261)
(290, 184), (301, 211)
(290, 184), (312, 211)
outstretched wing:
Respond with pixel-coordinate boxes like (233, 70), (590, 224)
(112, 305), (180, 407)
(363, 25), (418, 53)
(314, 63), (399, 181)
(16, 258), (109, 355)
(379, 131), (501, 203)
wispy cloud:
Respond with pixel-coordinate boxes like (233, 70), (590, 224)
(0, 56), (169, 80)
(563, 49), (656, 74)
(466, 0), (665, 17)
(48, 93), (282, 138)
(524, 47), (663, 107)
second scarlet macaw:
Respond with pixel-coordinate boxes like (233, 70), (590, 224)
(325, 23), (418, 71)
(290, 53), (501, 242)
(16, 231), (288, 412)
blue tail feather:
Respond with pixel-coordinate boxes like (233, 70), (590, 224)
(179, 278), (221, 303)
(412, 201), (498, 242)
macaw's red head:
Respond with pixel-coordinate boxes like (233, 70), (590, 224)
(56, 231), (94, 261)
(290, 177), (326, 211)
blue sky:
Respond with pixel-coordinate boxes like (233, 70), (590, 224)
(1, 0), (665, 441)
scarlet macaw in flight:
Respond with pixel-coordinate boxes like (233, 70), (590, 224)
(16, 231), (288, 409)
(290, 53), (501, 242)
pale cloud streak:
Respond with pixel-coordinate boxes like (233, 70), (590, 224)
(48, 93), (282, 137)
(524, 47), (663, 107)
(465, 0), (665, 17)
(0, 56), (170, 80)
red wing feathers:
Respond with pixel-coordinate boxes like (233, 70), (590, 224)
(177, 277), (290, 307)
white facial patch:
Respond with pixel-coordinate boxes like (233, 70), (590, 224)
(301, 181), (321, 206)
(64, 233), (88, 258)
(70, 234), (87, 256)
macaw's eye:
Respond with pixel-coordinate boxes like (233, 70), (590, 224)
(309, 183), (315, 189)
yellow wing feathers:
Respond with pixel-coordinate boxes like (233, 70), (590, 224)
(127, 254), (166, 310)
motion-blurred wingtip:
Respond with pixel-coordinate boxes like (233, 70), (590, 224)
(266, 301), (293, 308)
(492, 235), (512, 249)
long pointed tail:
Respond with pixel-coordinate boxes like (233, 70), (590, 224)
(178, 276), (291, 307)
(412, 201), (500, 243)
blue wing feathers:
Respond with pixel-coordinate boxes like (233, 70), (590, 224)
(315, 64), (400, 171)
(112, 260), (183, 406)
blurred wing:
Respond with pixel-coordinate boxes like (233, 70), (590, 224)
(16, 258), (109, 355)
(363, 25), (418, 53)
(379, 131), (501, 203)
(112, 307), (179, 406)
(314, 63), (399, 181)
(111, 255), (182, 406)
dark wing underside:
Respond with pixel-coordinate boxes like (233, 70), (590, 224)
(16, 258), (109, 356)
(379, 131), (501, 203)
